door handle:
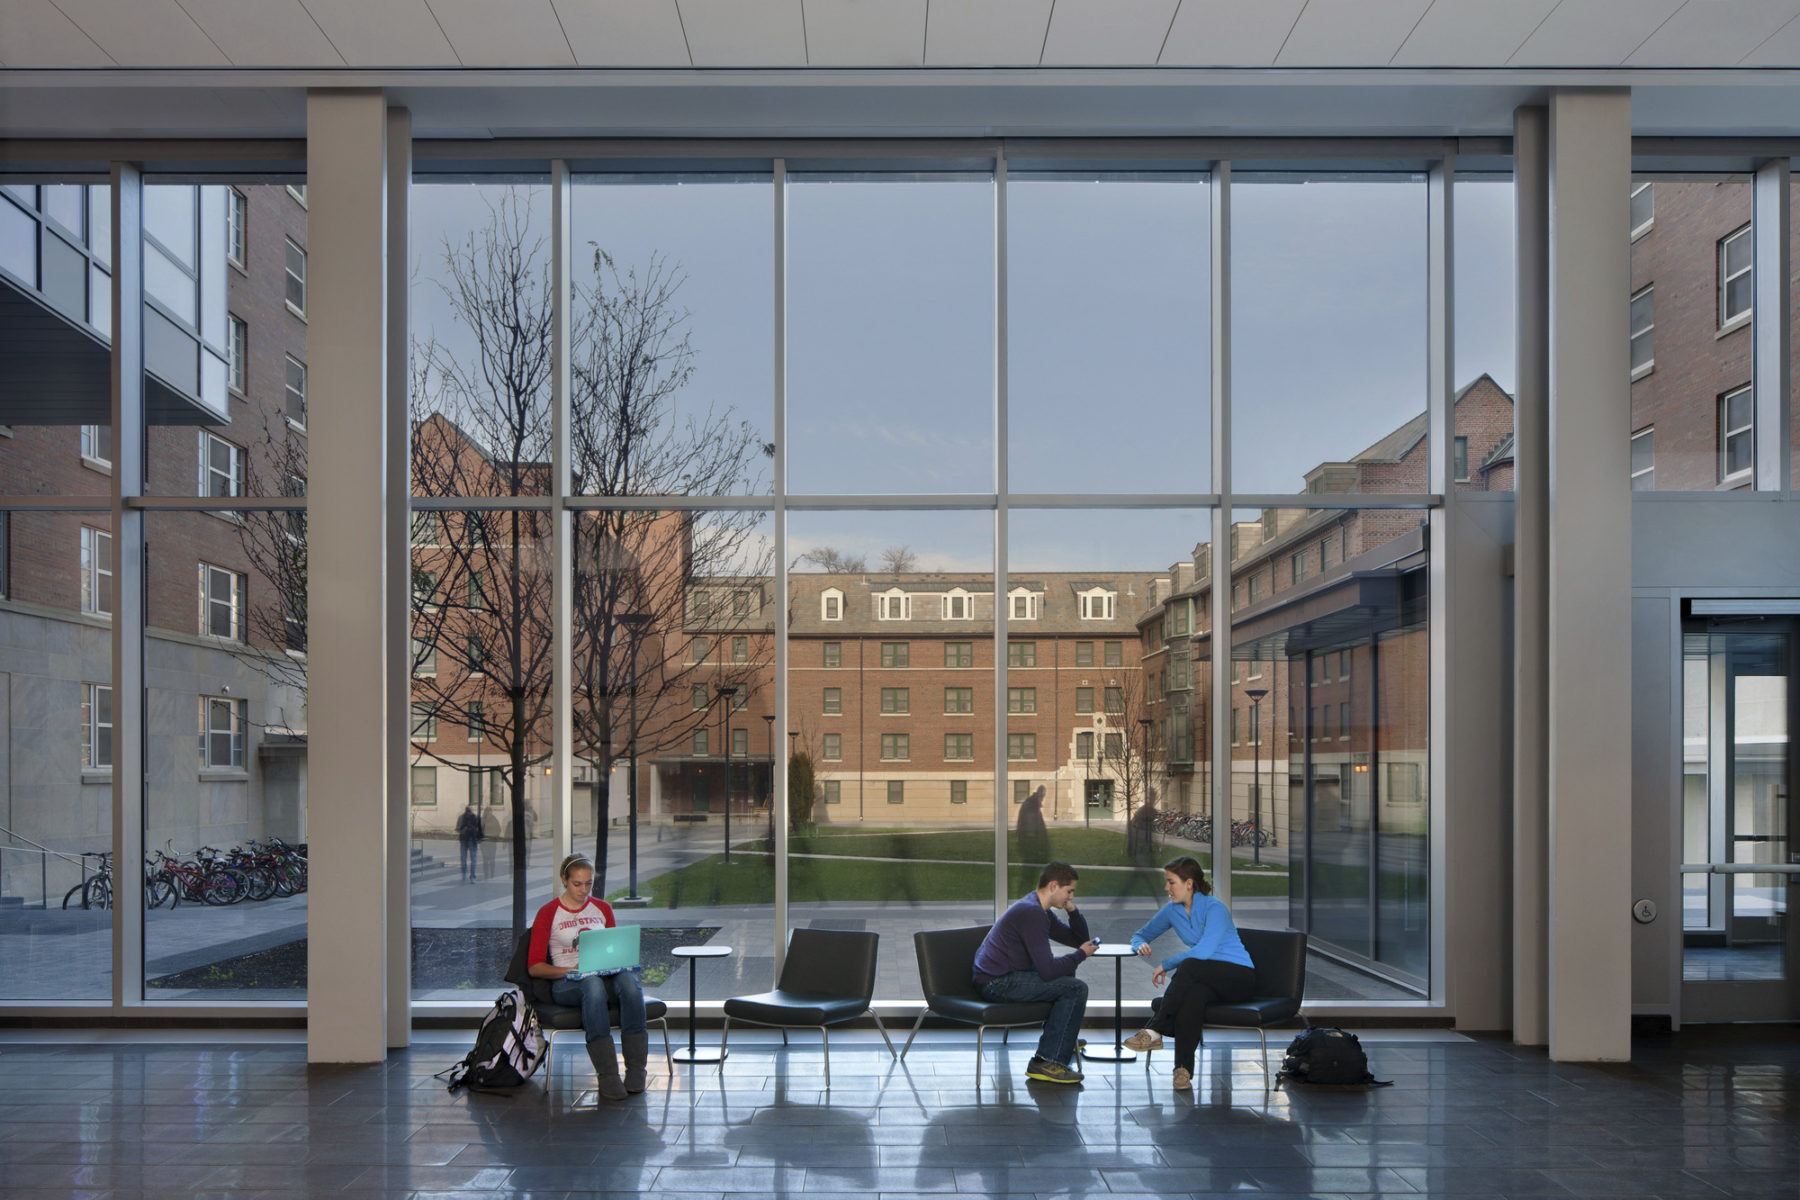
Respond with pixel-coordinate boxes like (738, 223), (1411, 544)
(1680, 862), (1800, 876)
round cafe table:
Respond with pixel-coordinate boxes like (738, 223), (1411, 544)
(1079, 943), (1141, 1063)
(670, 944), (732, 1064)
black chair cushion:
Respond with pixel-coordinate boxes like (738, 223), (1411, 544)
(724, 989), (869, 1027)
(533, 996), (669, 1031)
(927, 995), (1053, 1026)
(1203, 996), (1300, 1026)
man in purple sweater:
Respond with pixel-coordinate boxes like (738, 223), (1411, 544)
(971, 861), (1098, 1084)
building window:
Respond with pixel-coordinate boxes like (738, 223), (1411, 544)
(412, 638), (436, 677)
(468, 702), (485, 742)
(1247, 572), (1263, 605)
(823, 733), (842, 761)
(411, 765), (437, 807)
(1630, 284), (1654, 376)
(877, 590), (910, 620)
(79, 424), (111, 467)
(823, 780), (841, 805)
(1009, 589), (1038, 620)
(1248, 659), (1263, 681)
(945, 641), (972, 668)
(287, 183), (307, 207)
(468, 573), (487, 611)
(732, 635), (747, 663)
(733, 591), (750, 616)
(80, 526), (112, 616)
(1629, 180), (1653, 239)
(198, 696), (246, 769)
(887, 780), (905, 805)
(1104, 641), (1122, 668)
(1719, 385), (1754, 484)
(1075, 641), (1094, 667)
(1008, 642), (1037, 668)
(1321, 536), (1336, 570)
(692, 684), (708, 711)
(823, 687), (842, 714)
(1453, 436), (1469, 482)
(1079, 589), (1115, 620)
(821, 589), (842, 621)
(1340, 649), (1352, 680)
(199, 563), (245, 640)
(1339, 701), (1351, 740)
(945, 686), (973, 714)
(228, 314), (247, 393)
(732, 684), (748, 711)
(691, 636), (710, 663)
(284, 237), (306, 316)
(467, 635), (484, 675)
(692, 729), (709, 756)
(880, 687), (910, 715)
(1076, 687), (1094, 714)
(82, 683), (112, 769)
(227, 187), (247, 267)
(1076, 731), (1094, 760)
(1719, 225), (1752, 327)
(1105, 732), (1123, 758)
(1631, 426), (1655, 491)
(823, 641), (841, 667)
(1290, 551), (1308, 586)
(942, 589), (972, 620)
(413, 568), (436, 610)
(881, 642), (909, 668)
(285, 355), (307, 428)
(1319, 705), (1333, 740)
(1013, 779), (1032, 805)
(1171, 604), (1189, 635)
(201, 431), (244, 498)
(1008, 733), (1036, 761)
(880, 733), (909, 761)
(1007, 687), (1036, 714)
(411, 703), (437, 743)
(950, 780), (967, 805)
(732, 728), (748, 756)
(1105, 686), (1124, 714)
(945, 733), (973, 760)
(1231, 708), (1240, 746)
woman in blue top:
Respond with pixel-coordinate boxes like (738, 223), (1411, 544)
(1124, 856), (1254, 1090)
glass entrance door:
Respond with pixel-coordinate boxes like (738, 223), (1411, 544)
(1680, 623), (1798, 1023)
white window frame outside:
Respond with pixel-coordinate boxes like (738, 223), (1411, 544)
(82, 683), (113, 770)
(823, 733), (842, 761)
(1008, 589), (1038, 620)
(1629, 181), (1654, 241)
(821, 588), (842, 621)
(79, 424), (111, 469)
(823, 687), (842, 714)
(876, 589), (910, 620)
(1078, 589), (1115, 620)
(199, 695), (245, 769)
(200, 431), (245, 500)
(1719, 384), (1754, 485)
(411, 765), (437, 807)
(198, 562), (245, 641)
(285, 354), (307, 429)
(1629, 284), (1654, 378)
(731, 727), (748, 757)
(1631, 426), (1656, 491)
(1719, 224), (1752, 329)
(942, 588), (973, 620)
(229, 313), (247, 394)
(284, 237), (306, 317)
(80, 525), (111, 617)
(227, 187), (247, 268)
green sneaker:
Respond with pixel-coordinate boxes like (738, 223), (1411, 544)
(1025, 1057), (1084, 1085)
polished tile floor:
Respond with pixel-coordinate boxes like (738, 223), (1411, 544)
(0, 1025), (1795, 1199)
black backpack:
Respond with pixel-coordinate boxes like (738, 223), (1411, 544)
(1276, 1027), (1391, 1087)
(436, 989), (547, 1094)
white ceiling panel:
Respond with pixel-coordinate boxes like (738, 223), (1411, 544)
(0, 1), (114, 68)
(677, 0), (806, 65)
(553, 0), (690, 66)
(806, 0), (924, 66)
(1391, 0), (1559, 66)
(924, 0), (1051, 66)
(1509, 0), (1685, 66)
(1042, 0), (1178, 66)
(1276, 0), (1433, 65)
(1160, 0), (1304, 66)
(180, 0), (343, 66)
(1627, 0), (1800, 66)
(54, 0), (230, 66)
(424, 0), (576, 66)
(1742, 7), (1800, 62)
(300, 0), (460, 67)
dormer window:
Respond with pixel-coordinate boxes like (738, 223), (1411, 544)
(1079, 588), (1115, 621)
(877, 589), (911, 621)
(942, 588), (973, 620)
(1008, 588), (1039, 620)
(821, 588), (843, 621)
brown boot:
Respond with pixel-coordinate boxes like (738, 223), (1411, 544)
(622, 1032), (649, 1094)
(585, 1035), (626, 1100)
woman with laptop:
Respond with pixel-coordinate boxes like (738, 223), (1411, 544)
(1122, 856), (1255, 1091)
(527, 853), (648, 1099)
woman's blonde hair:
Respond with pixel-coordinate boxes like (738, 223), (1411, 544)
(558, 853), (594, 882)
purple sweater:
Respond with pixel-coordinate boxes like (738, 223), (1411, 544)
(972, 892), (1092, 986)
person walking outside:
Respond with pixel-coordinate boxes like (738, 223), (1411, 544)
(971, 861), (1098, 1085)
(454, 804), (482, 883)
(1124, 856), (1254, 1090)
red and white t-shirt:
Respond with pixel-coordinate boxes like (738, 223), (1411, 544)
(529, 896), (617, 970)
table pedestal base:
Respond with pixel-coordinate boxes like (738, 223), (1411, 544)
(670, 1046), (727, 1064)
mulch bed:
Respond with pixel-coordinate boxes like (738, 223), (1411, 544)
(148, 925), (716, 991)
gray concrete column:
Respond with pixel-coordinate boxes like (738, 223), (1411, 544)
(384, 106), (412, 1050)
(1545, 90), (1632, 1061)
(306, 89), (392, 1063)
(1512, 105), (1550, 1047)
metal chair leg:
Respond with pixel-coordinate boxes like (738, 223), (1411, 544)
(718, 1016), (731, 1073)
(975, 1026), (985, 1080)
(821, 1026), (829, 1089)
(871, 1010), (897, 1058)
(901, 1009), (927, 1058)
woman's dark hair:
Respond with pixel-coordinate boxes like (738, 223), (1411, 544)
(558, 853), (595, 882)
(1163, 855), (1212, 896)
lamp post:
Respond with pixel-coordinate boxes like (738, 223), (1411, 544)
(1244, 686), (1269, 867)
(618, 612), (652, 902)
(762, 713), (775, 841)
(716, 684), (735, 865)
(1136, 716), (1153, 858)
(1083, 733), (1093, 830)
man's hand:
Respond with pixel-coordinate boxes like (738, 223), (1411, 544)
(1080, 939), (1099, 957)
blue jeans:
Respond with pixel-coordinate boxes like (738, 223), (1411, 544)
(978, 970), (1088, 1066)
(550, 971), (647, 1041)
(459, 839), (478, 880)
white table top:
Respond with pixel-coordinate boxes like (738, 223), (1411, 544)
(671, 945), (733, 958)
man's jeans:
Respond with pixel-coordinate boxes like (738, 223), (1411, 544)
(550, 971), (648, 1042)
(977, 970), (1088, 1066)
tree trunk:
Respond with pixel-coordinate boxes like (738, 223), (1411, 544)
(510, 704), (529, 934)
(592, 773), (611, 898)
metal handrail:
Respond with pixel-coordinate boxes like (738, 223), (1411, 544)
(0, 824), (87, 868)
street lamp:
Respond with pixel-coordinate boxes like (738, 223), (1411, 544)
(716, 684), (736, 865)
(618, 611), (651, 902)
(1136, 717), (1153, 858)
(762, 713), (775, 842)
(1082, 732), (1094, 830)
(1244, 686), (1269, 867)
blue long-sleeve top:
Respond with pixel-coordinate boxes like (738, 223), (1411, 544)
(972, 892), (1091, 986)
(1129, 894), (1252, 972)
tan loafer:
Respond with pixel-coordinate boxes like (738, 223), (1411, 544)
(1123, 1028), (1164, 1052)
(1172, 1066), (1193, 1090)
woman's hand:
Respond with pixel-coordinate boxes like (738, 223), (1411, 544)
(1135, 943), (1153, 958)
(1152, 966), (1167, 988)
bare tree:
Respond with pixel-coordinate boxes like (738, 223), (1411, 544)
(792, 546), (867, 573)
(878, 544), (917, 574)
(1098, 671), (1162, 864)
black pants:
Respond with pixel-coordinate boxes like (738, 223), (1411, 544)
(1151, 958), (1255, 1070)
